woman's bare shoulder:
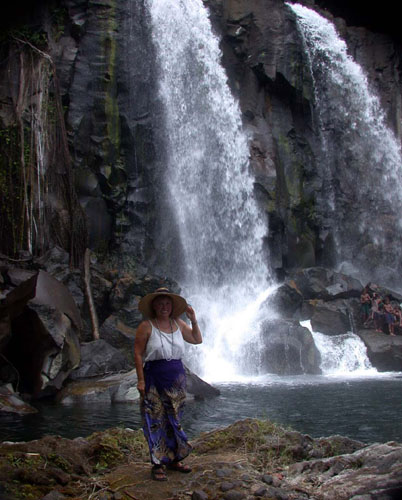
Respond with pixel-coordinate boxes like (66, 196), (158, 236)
(136, 320), (152, 335)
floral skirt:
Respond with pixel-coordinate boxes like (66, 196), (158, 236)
(141, 359), (192, 465)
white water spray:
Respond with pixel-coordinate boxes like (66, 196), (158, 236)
(301, 320), (375, 375)
(147, 0), (272, 379)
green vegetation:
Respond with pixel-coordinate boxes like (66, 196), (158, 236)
(0, 26), (48, 47)
(193, 418), (296, 470)
(88, 427), (148, 470)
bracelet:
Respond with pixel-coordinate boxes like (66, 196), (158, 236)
(191, 320), (198, 326)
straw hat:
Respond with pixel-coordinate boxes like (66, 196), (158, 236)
(138, 287), (188, 318)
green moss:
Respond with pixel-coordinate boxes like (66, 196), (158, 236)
(88, 427), (148, 469)
(47, 453), (73, 473)
(5, 483), (48, 500)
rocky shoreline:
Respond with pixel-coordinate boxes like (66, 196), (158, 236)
(1, 418), (401, 500)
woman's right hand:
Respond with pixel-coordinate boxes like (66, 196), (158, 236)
(137, 380), (145, 397)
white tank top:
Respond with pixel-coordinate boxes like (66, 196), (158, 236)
(144, 320), (186, 362)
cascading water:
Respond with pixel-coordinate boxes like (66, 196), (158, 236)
(146, 0), (274, 380)
(287, 3), (402, 288)
(300, 321), (375, 375)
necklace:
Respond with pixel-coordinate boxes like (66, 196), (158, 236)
(155, 319), (174, 361)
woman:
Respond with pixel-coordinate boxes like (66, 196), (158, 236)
(134, 287), (202, 481)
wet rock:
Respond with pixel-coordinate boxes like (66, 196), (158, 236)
(259, 318), (321, 374)
(356, 329), (402, 371)
(99, 314), (136, 365)
(59, 365), (219, 403)
(289, 268), (362, 301)
(262, 282), (303, 318)
(0, 384), (38, 414)
(80, 196), (113, 250)
(57, 369), (139, 403)
(69, 339), (131, 380)
(185, 366), (221, 398)
(310, 299), (352, 335)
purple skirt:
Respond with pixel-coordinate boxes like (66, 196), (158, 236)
(141, 359), (192, 465)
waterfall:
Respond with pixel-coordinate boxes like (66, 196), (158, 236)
(313, 332), (374, 374)
(300, 321), (375, 375)
(287, 3), (402, 287)
(146, 0), (273, 379)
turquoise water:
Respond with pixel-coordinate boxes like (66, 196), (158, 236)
(1, 375), (402, 444)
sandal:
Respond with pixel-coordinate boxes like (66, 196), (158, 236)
(166, 461), (192, 473)
(151, 465), (167, 481)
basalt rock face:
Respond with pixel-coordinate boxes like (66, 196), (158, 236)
(58, 0), (160, 266)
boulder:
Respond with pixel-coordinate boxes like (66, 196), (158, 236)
(0, 271), (81, 397)
(286, 441), (402, 499)
(6, 268), (36, 287)
(35, 246), (70, 277)
(69, 339), (132, 380)
(356, 329), (402, 371)
(99, 314), (136, 364)
(310, 299), (352, 335)
(24, 303), (81, 396)
(4, 270), (82, 330)
(262, 282), (303, 318)
(58, 366), (219, 404)
(57, 369), (140, 404)
(0, 384), (38, 414)
(289, 267), (363, 301)
(259, 319), (321, 375)
(185, 366), (220, 398)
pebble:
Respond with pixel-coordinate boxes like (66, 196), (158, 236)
(41, 492), (66, 500)
(216, 468), (232, 477)
(253, 486), (267, 497)
(261, 474), (273, 484)
(192, 490), (209, 500)
(223, 492), (246, 500)
(221, 481), (235, 492)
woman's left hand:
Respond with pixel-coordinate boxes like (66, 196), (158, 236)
(185, 305), (197, 324)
